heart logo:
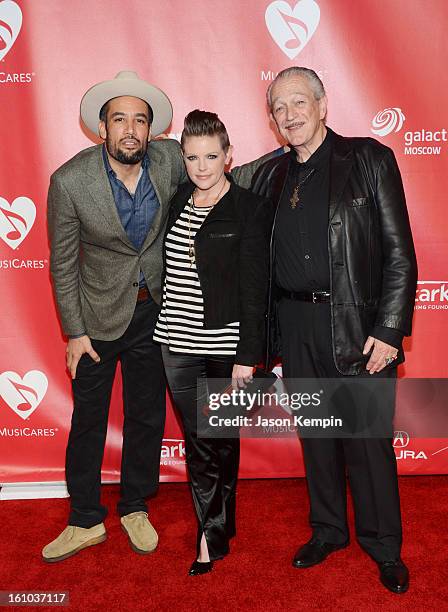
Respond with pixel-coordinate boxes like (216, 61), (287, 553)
(0, 370), (48, 420)
(265, 0), (320, 60)
(0, 196), (36, 249)
(0, 0), (22, 61)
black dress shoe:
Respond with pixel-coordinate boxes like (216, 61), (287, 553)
(292, 538), (349, 568)
(188, 560), (213, 576)
(378, 559), (409, 594)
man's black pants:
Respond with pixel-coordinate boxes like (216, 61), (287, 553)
(66, 298), (166, 528)
(278, 297), (402, 563)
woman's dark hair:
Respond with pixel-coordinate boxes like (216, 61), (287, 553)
(181, 109), (230, 151)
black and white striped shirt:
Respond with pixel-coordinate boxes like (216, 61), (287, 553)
(153, 198), (240, 354)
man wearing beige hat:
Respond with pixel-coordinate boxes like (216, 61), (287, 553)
(43, 71), (186, 562)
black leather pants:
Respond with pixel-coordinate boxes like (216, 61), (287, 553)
(162, 346), (239, 561)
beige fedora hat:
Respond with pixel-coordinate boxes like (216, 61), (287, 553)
(80, 70), (173, 137)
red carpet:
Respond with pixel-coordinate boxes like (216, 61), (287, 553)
(1, 477), (447, 611)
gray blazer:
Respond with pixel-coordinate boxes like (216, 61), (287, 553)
(231, 148), (285, 189)
(47, 139), (187, 340)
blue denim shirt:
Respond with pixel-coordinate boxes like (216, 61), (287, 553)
(102, 145), (160, 258)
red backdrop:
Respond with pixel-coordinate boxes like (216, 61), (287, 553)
(1, 0), (447, 487)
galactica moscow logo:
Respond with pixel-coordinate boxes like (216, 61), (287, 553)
(371, 107), (447, 156)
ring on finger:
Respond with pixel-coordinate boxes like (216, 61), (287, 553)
(385, 355), (397, 366)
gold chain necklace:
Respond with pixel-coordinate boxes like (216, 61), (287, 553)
(290, 168), (316, 209)
(188, 178), (227, 267)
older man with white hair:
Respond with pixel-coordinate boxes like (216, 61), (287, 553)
(234, 66), (417, 594)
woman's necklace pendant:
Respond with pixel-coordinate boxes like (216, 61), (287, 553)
(188, 245), (195, 267)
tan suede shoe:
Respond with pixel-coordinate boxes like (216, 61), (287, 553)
(42, 523), (106, 563)
(120, 511), (158, 554)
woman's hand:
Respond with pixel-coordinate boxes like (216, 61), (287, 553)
(232, 364), (254, 390)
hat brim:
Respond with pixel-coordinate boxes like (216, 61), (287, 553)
(80, 77), (173, 137)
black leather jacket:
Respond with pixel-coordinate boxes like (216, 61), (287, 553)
(234, 129), (417, 375)
(164, 180), (270, 366)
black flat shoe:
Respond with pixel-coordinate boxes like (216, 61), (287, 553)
(292, 538), (349, 568)
(378, 559), (409, 594)
(188, 560), (213, 576)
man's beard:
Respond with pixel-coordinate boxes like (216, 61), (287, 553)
(106, 137), (148, 165)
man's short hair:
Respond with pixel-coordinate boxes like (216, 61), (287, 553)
(266, 67), (326, 108)
(181, 109), (230, 151)
(99, 97), (153, 125)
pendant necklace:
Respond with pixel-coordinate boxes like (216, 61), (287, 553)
(188, 177), (227, 266)
(290, 168), (316, 209)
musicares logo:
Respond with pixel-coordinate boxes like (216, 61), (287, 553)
(265, 0), (320, 59)
(0, 196), (36, 249)
(0, 370), (48, 420)
(0, 0), (22, 61)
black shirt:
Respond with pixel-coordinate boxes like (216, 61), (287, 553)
(274, 129), (403, 349)
(274, 129), (332, 292)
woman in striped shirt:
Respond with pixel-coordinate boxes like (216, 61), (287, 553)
(154, 110), (270, 575)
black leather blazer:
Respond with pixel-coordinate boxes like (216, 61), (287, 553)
(248, 129), (418, 375)
(163, 180), (271, 366)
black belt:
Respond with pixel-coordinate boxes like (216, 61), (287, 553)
(278, 288), (331, 303)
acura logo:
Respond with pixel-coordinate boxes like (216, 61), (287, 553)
(393, 431), (410, 448)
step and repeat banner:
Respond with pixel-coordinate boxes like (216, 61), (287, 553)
(1, 0), (447, 485)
